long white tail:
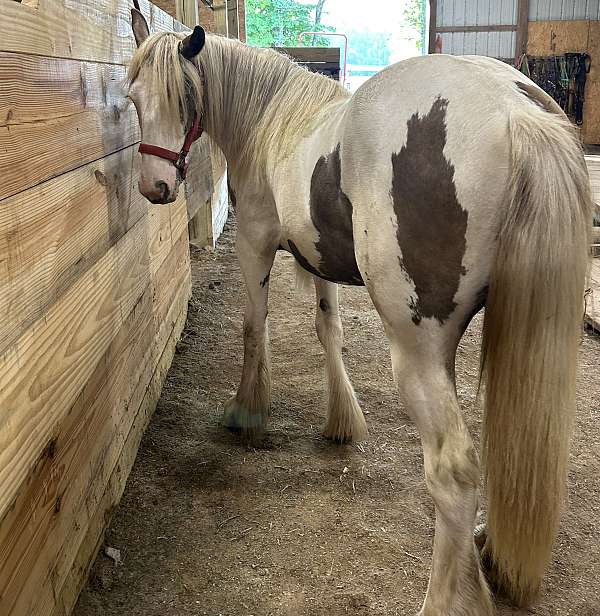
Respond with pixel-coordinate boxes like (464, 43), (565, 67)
(481, 107), (592, 606)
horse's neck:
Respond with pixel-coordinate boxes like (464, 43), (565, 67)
(198, 37), (348, 186)
(199, 39), (279, 177)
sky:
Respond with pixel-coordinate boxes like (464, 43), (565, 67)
(298, 0), (425, 64)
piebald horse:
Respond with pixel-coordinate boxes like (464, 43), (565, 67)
(127, 10), (591, 616)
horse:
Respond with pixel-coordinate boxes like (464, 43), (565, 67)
(126, 9), (592, 616)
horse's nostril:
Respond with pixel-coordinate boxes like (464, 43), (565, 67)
(155, 181), (169, 201)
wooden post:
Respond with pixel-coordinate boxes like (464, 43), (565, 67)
(176, 0), (199, 28)
(213, 0), (229, 37)
(428, 0), (438, 54)
(515, 0), (529, 63)
(228, 0), (240, 39)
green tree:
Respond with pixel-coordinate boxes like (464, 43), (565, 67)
(346, 30), (391, 66)
(245, 0), (333, 47)
(404, 0), (426, 51)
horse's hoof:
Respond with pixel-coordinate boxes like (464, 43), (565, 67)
(222, 396), (267, 440)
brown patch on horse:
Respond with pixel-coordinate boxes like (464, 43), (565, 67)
(309, 145), (363, 285)
(288, 239), (323, 280)
(391, 97), (468, 325)
(515, 81), (563, 115)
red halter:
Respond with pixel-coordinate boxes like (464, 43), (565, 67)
(138, 113), (203, 180)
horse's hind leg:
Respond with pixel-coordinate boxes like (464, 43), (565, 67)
(313, 277), (367, 442)
(385, 325), (493, 616)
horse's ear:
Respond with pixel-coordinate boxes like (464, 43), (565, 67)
(180, 26), (206, 60)
(131, 8), (150, 47)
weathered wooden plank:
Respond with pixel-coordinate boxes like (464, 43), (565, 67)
(0, 144), (147, 355)
(170, 189), (191, 246)
(0, 211), (151, 524)
(0, 3), (192, 616)
(0, 0), (176, 64)
(185, 137), (215, 221)
(515, 0), (529, 60)
(0, 0), (134, 64)
(0, 53), (125, 126)
(175, 0), (198, 27)
(0, 53), (139, 200)
(437, 24), (516, 33)
(148, 205), (173, 276)
(0, 106), (138, 200)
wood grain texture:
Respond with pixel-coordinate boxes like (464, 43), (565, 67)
(185, 136), (214, 221)
(37, 236), (190, 616)
(0, 0), (176, 64)
(51, 280), (189, 616)
(0, 3), (192, 615)
(527, 20), (590, 53)
(0, 228), (190, 616)
(0, 53), (139, 200)
(0, 212), (150, 523)
(0, 144), (146, 355)
(0, 284), (155, 616)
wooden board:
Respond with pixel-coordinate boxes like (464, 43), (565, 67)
(0, 3), (193, 615)
(52, 283), (189, 616)
(0, 0), (175, 64)
(276, 47), (340, 63)
(275, 47), (341, 80)
(0, 145), (147, 355)
(0, 53), (138, 200)
(0, 212), (151, 521)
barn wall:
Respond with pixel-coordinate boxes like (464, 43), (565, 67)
(434, 0), (600, 57)
(527, 19), (600, 144)
(529, 0), (600, 20)
(0, 1), (192, 615)
(435, 0), (517, 57)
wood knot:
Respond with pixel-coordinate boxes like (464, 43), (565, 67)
(95, 170), (109, 186)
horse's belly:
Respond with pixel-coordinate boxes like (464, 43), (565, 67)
(284, 233), (363, 286)
(282, 144), (363, 286)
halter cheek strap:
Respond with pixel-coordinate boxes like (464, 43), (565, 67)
(138, 113), (203, 180)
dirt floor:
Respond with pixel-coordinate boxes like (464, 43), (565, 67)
(75, 215), (600, 616)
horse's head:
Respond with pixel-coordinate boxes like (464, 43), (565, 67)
(128, 8), (206, 204)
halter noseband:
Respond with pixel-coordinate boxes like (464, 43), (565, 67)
(138, 113), (203, 180)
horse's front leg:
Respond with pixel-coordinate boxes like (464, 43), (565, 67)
(222, 219), (278, 440)
(313, 278), (368, 442)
